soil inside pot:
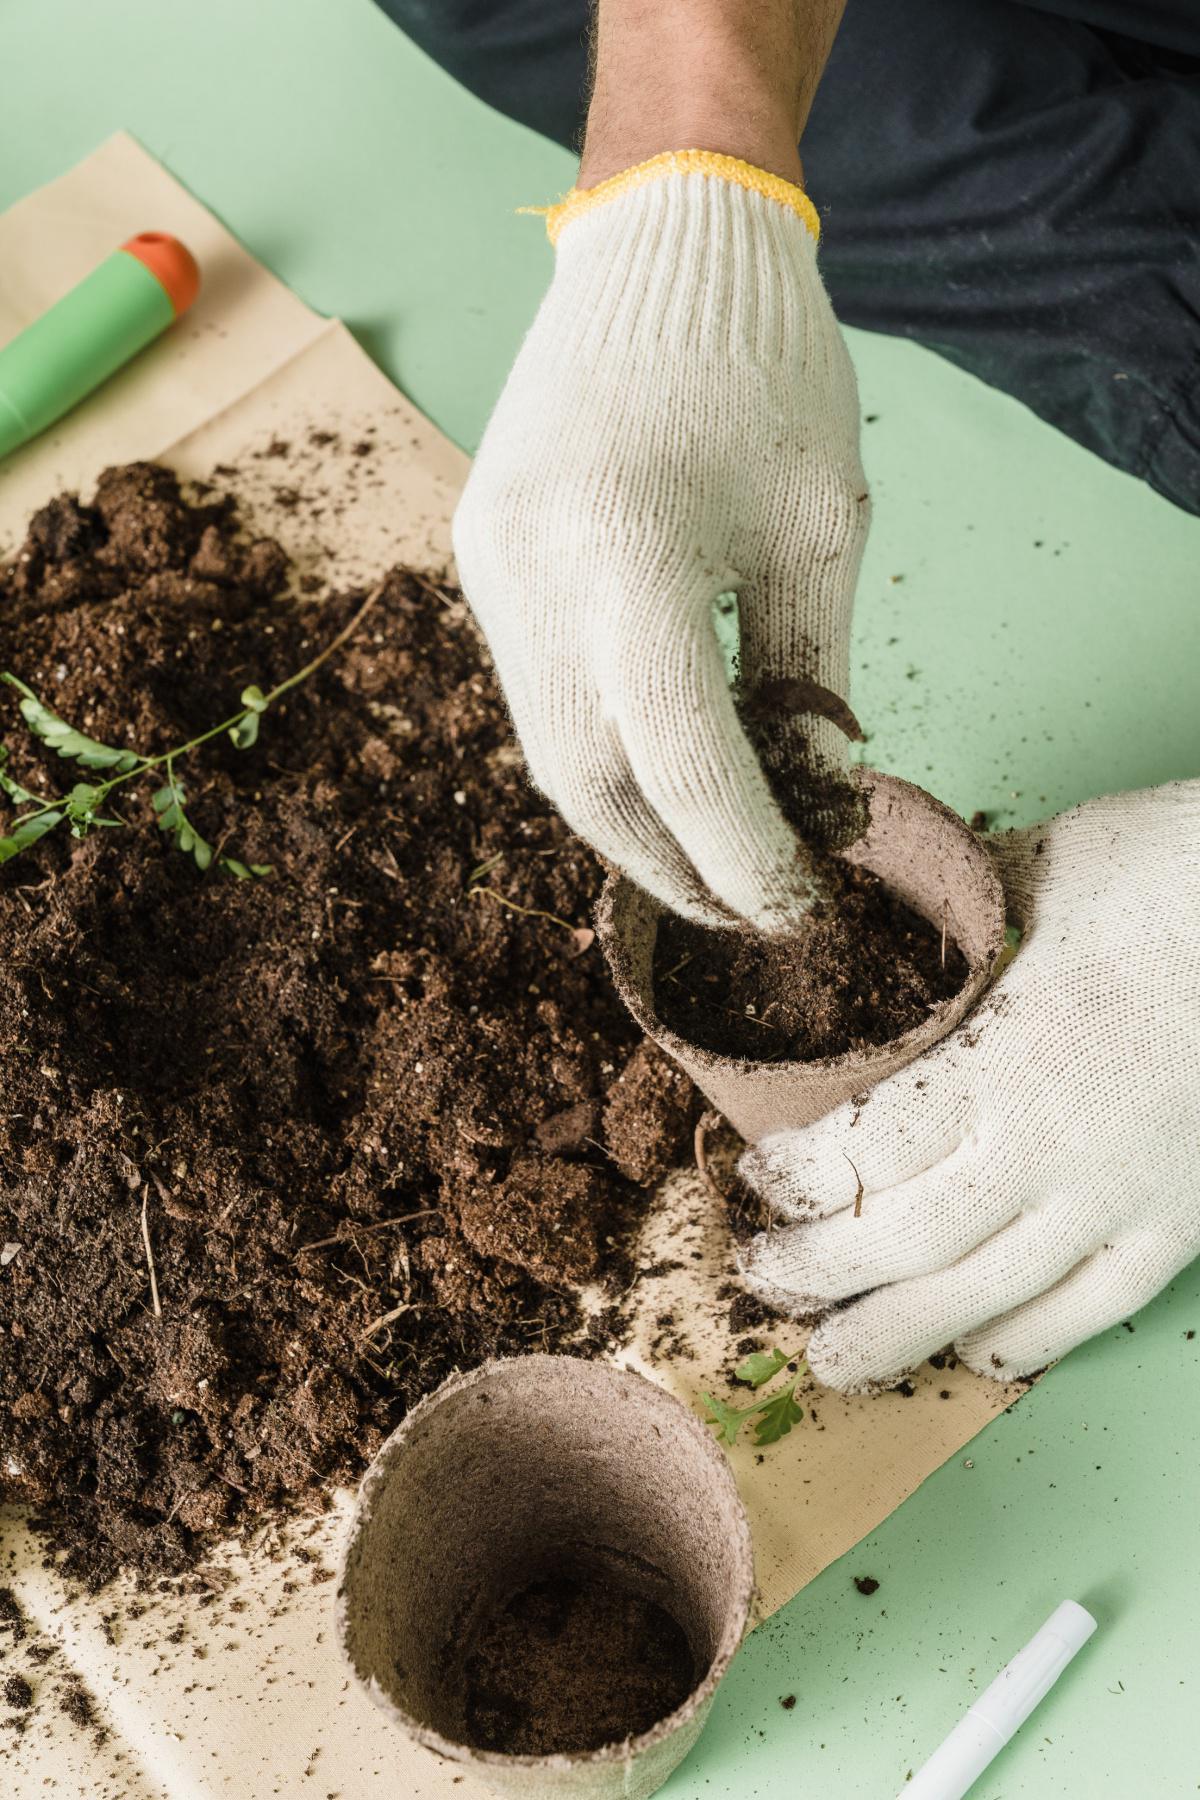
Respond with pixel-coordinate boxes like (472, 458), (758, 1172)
(0, 463), (700, 1588)
(653, 856), (968, 1062)
(463, 1569), (696, 1755)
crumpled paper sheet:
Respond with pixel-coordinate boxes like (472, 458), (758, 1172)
(0, 136), (1025, 1800)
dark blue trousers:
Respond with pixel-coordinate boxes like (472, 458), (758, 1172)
(379, 0), (1200, 513)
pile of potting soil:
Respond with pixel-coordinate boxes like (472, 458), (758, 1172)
(654, 857), (968, 1062)
(0, 463), (698, 1588)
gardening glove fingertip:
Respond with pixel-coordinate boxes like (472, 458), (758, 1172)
(737, 1227), (831, 1321)
(803, 1311), (916, 1396)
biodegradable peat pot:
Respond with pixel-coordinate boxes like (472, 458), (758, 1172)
(337, 1355), (754, 1800)
(597, 771), (1006, 1141)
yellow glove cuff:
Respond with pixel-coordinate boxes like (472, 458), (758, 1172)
(527, 150), (821, 247)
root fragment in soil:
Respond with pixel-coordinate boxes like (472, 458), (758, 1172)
(845, 1155), (864, 1219)
(140, 1193), (163, 1320)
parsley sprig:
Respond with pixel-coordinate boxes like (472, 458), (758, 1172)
(702, 1346), (807, 1450)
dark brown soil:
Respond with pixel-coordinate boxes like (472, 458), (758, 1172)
(601, 1041), (697, 1187)
(3, 1675), (32, 1711)
(0, 1592), (25, 1644)
(463, 1571), (695, 1755)
(0, 463), (699, 1588)
(653, 858), (968, 1062)
(59, 1682), (97, 1732)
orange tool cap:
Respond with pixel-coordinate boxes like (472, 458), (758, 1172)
(120, 232), (201, 317)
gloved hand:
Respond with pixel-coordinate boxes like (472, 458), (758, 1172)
(739, 782), (1200, 1390)
(453, 153), (870, 931)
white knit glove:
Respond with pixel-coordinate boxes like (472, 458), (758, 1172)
(453, 154), (870, 930)
(739, 783), (1200, 1390)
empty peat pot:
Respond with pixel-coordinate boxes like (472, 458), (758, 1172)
(597, 770), (1007, 1140)
(337, 1354), (754, 1800)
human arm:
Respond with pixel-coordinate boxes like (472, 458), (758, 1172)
(579, 0), (846, 188)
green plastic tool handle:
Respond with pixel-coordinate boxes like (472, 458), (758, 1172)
(0, 249), (176, 460)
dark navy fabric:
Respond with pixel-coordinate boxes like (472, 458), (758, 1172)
(377, 0), (1200, 512)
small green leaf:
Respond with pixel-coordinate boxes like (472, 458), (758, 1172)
(219, 857), (272, 880)
(701, 1392), (747, 1451)
(227, 680), (268, 745)
(0, 809), (64, 863)
(152, 773), (215, 874)
(228, 711), (259, 750)
(2, 673), (139, 772)
(152, 781), (187, 837)
(735, 1347), (791, 1390)
(64, 782), (107, 836)
(0, 746), (41, 807)
(752, 1386), (804, 1447)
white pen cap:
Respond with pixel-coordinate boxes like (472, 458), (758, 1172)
(903, 1601), (1098, 1800)
(975, 1600), (1096, 1742)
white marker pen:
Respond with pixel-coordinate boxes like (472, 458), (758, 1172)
(900, 1600), (1098, 1800)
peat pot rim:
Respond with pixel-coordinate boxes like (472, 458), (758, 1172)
(335, 1353), (756, 1773)
(596, 770), (1006, 1084)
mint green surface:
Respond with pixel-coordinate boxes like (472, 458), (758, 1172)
(2, 3), (1199, 1794)
(0, 249), (174, 457)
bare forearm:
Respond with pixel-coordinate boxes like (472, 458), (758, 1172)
(579, 0), (846, 188)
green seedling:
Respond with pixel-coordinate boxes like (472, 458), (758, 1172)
(702, 1345), (807, 1450)
(0, 582), (380, 875)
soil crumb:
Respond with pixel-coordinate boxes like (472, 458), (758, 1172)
(0, 1591), (26, 1645)
(3, 1675), (33, 1711)
(58, 1681), (96, 1731)
(654, 858), (968, 1062)
(602, 1041), (696, 1187)
(0, 463), (698, 1588)
(463, 1571), (695, 1755)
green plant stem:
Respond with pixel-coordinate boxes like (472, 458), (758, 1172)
(260, 579), (385, 704)
(5, 580), (384, 825)
(1, 793), (59, 827)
